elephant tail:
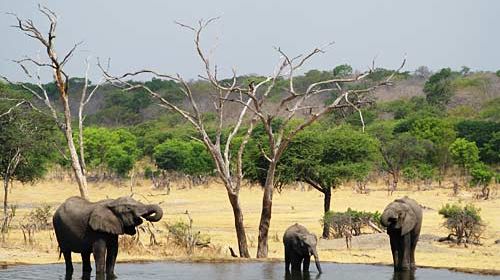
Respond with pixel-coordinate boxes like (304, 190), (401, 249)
(58, 248), (62, 260)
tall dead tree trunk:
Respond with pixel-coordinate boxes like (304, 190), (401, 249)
(256, 161), (277, 257)
(227, 190), (249, 256)
(7, 6), (103, 199)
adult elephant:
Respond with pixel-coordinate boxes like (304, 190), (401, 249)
(381, 196), (422, 271)
(53, 196), (163, 278)
(283, 223), (322, 274)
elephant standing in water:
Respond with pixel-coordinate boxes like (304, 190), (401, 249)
(283, 223), (322, 273)
(53, 196), (163, 278)
(381, 196), (422, 271)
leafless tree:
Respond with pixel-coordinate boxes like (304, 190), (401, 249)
(102, 18), (405, 258)
(3, 6), (104, 199)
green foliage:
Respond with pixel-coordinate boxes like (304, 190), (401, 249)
(424, 68), (456, 107)
(144, 78), (184, 103)
(332, 64), (353, 77)
(320, 126), (379, 184)
(378, 97), (443, 121)
(451, 74), (489, 90)
(456, 120), (500, 163)
(83, 127), (140, 177)
(496, 70), (500, 77)
(449, 138), (480, 169)
(243, 124), (379, 191)
(369, 122), (431, 180)
(367, 68), (409, 82)
(0, 86), (56, 184)
(448, 105), (478, 119)
(154, 139), (214, 176)
(90, 88), (152, 126)
(482, 132), (500, 164)
(469, 162), (493, 187)
(322, 208), (382, 238)
(438, 203), (484, 244)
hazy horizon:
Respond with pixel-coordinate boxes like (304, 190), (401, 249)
(1, 0), (498, 82)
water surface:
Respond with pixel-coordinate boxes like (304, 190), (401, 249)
(1, 262), (498, 280)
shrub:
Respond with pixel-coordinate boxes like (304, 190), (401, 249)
(165, 211), (210, 255)
(322, 208), (381, 238)
(469, 162), (494, 199)
(438, 204), (484, 245)
(27, 204), (53, 230)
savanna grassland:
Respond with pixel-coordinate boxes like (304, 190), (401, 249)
(1, 179), (499, 274)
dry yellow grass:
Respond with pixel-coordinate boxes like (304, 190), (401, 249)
(1, 179), (499, 274)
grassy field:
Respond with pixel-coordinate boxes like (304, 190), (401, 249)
(1, 179), (499, 274)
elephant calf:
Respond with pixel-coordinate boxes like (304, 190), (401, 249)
(283, 223), (322, 273)
(53, 196), (163, 278)
(381, 196), (422, 271)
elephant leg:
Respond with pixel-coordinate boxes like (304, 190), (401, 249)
(389, 235), (399, 270)
(106, 235), (119, 277)
(62, 251), (73, 275)
(401, 234), (411, 271)
(291, 255), (302, 272)
(81, 251), (92, 274)
(410, 234), (418, 269)
(284, 246), (291, 272)
(303, 255), (311, 271)
(93, 238), (107, 276)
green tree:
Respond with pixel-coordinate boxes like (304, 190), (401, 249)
(449, 138), (480, 181)
(154, 139), (215, 176)
(0, 91), (56, 232)
(245, 125), (379, 238)
(409, 117), (456, 186)
(333, 64), (353, 77)
(456, 120), (500, 163)
(424, 68), (456, 107)
(469, 162), (494, 199)
(438, 203), (484, 245)
(369, 122), (431, 192)
(83, 127), (140, 177)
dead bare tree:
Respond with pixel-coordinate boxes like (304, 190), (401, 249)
(3, 6), (104, 199)
(102, 18), (405, 258)
(101, 18), (261, 258)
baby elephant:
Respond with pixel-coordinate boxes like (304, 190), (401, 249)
(53, 196), (163, 278)
(381, 196), (422, 271)
(283, 223), (322, 273)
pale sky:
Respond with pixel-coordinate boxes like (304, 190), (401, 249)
(1, 0), (498, 82)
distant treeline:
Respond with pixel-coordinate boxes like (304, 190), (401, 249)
(1, 66), (499, 190)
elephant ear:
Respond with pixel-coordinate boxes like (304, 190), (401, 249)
(401, 206), (416, 236)
(297, 234), (307, 250)
(89, 205), (124, 235)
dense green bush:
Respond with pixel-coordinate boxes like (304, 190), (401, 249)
(438, 204), (484, 245)
(322, 208), (381, 238)
(154, 139), (215, 176)
(83, 127), (140, 177)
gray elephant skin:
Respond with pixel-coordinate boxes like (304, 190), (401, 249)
(53, 196), (163, 277)
(381, 196), (422, 271)
(283, 223), (322, 273)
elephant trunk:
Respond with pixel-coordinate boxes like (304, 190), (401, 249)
(141, 204), (163, 222)
(381, 209), (394, 227)
(313, 250), (322, 273)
